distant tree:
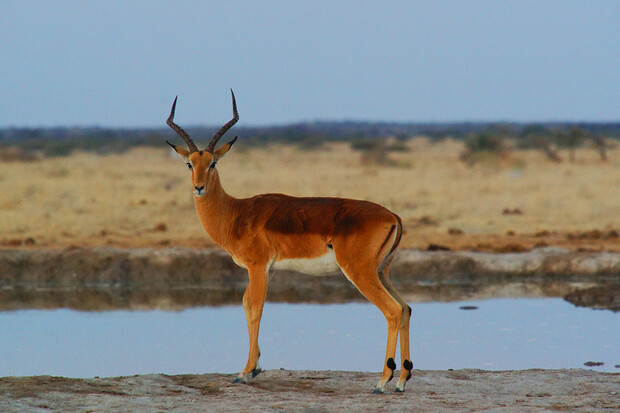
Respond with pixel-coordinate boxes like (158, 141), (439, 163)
(556, 127), (588, 162)
(591, 135), (609, 162)
(463, 131), (507, 153)
(296, 135), (326, 151)
(518, 124), (547, 139)
(350, 137), (410, 166)
(526, 133), (563, 162)
(350, 138), (390, 165)
(460, 131), (510, 165)
(487, 124), (515, 140)
(393, 132), (411, 142)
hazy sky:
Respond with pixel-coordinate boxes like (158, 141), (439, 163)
(1, 1), (618, 128)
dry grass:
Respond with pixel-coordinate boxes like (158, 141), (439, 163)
(2, 139), (620, 251)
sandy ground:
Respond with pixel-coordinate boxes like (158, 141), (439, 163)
(1, 369), (618, 412)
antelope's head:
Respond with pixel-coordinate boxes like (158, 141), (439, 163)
(166, 90), (239, 197)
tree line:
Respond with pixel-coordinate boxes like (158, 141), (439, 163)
(1, 122), (618, 158)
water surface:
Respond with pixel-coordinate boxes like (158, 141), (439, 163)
(1, 298), (617, 377)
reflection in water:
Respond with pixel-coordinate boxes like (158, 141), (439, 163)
(1, 299), (617, 377)
(1, 278), (619, 312)
(564, 284), (620, 312)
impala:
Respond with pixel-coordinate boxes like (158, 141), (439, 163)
(165, 90), (412, 393)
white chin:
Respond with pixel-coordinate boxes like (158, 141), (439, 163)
(193, 192), (205, 197)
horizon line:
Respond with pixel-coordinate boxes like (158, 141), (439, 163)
(2, 118), (620, 130)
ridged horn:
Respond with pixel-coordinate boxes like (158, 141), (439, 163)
(206, 89), (239, 153)
(166, 96), (198, 153)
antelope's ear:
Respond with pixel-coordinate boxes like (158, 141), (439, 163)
(166, 140), (190, 162)
(213, 136), (238, 162)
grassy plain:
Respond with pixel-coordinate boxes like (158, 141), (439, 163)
(2, 139), (620, 252)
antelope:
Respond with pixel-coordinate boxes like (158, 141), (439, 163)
(165, 90), (412, 393)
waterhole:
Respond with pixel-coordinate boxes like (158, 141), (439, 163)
(1, 298), (617, 377)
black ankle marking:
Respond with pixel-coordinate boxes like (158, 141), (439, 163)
(403, 359), (413, 371)
(250, 367), (263, 379)
(408, 306), (412, 316)
(387, 358), (396, 371)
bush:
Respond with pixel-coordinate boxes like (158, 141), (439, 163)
(555, 127), (589, 162)
(460, 131), (511, 166)
(295, 136), (327, 151)
(464, 132), (507, 154)
(350, 138), (411, 166)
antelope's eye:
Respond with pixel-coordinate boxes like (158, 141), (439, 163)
(186, 163), (192, 169)
(210, 162), (217, 169)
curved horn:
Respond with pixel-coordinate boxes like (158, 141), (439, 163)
(166, 96), (198, 153)
(206, 89), (239, 153)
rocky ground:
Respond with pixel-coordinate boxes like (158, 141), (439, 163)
(1, 369), (618, 412)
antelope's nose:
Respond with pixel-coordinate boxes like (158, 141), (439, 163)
(194, 185), (205, 194)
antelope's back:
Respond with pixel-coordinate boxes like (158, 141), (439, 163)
(234, 194), (398, 259)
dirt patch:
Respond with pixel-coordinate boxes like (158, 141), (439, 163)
(0, 370), (617, 412)
(0, 376), (127, 399)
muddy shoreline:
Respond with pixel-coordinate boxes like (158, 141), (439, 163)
(1, 247), (619, 310)
(1, 369), (618, 412)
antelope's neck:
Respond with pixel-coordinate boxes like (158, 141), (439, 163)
(193, 172), (238, 249)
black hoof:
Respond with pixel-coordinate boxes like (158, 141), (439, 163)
(232, 376), (246, 384)
(394, 387), (405, 393)
(372, 387), (385, 394)
(250, 367), (263, 379)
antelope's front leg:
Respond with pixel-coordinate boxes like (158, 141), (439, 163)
(233, 264), (269, 384)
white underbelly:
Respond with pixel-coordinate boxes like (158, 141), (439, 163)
(271, 250), (341, 276)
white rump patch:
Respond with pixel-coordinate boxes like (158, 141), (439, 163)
(272, 249), (340, 276)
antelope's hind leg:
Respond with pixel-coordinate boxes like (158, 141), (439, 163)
(339, 263), (405, 394)
(380, 263), (413, 392)
(233, 264), (268, 384)
(334, 221), (412, 393)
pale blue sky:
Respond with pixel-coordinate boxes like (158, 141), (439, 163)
(1, 1), (618, 127)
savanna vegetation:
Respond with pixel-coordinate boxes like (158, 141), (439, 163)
(2, 121), (620, 252)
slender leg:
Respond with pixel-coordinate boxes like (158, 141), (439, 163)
(380, 264), (412, 392)
(341, 266), (403, 394)
(376, 308), (400, 394)
(233, 264), (268, 383)
(396, 304), (412, 392)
